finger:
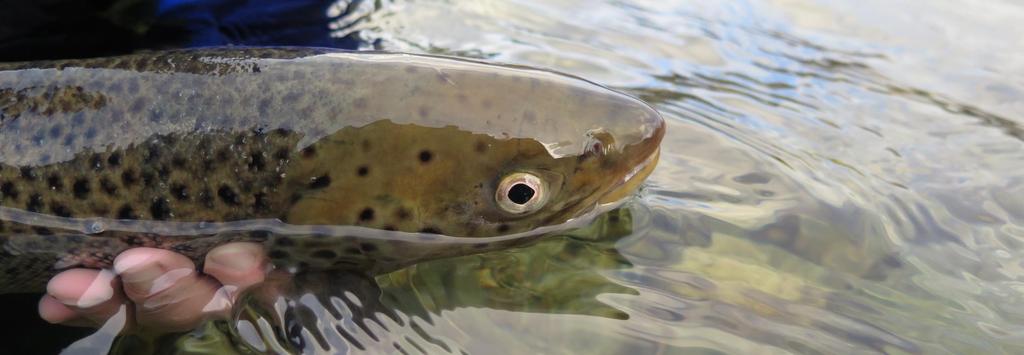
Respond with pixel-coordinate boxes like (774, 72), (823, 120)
(113, 248), (222, 331)
(113, 248), (198, 302)
(203, 242), (269, 297)
(43, 268), (126, 326)
(39, 295), (92, 327)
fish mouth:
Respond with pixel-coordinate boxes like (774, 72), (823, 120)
(597, 112), (665, 204)
(598, 146), (661, 204)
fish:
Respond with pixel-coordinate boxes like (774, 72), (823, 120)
(0, 47), (664, 293)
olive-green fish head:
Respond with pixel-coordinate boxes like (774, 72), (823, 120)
(283, 53), (665, 237)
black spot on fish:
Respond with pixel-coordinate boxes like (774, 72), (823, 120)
(419, 150), (433, 163)
(311, 250), (337, 259)
(157, 165), (171, 181)
(359, 208), (374, 222)
(309, 175), (331, 189)
(73, 178), (91, 199)
(31, 130), (45, 145)
(84, 126), (98, 140)
(170, 183), (188, 200)
(100, 177), (118, 195)
(32, 227), (53, 236)
(144, 145), (162, 164)
(47, 174), (63, 191)
(248, 153), (266, 171)
(19, 167), (35, 180)
(474, 141), (488, 153)
(357, 166), (369, 177)
(253, 192), (269, 212)
(202, 158), (215, 172)
(121, 169), (138, 186)
(129, 97), (145, 114)
(275, 237), (295, 247)
(1, 182), (17, 200)
(301, 146), (316, 158)
(215, 147), (231, 163)
(51, 203), (72, 218)
(274, 147), (290, 160)
(268, 250), (289, 259)
(117, 205), (136, 219)
(344, 247), (361, 255)
(150, 198), (171, 220)
(497, 224), (510, 233)
(171, 155), (188, 169)
(88, 154), (103, 170)
(71, 112), (85, 127)
(218, 185), (240, 205)
(107, 152), (122, 167)
(140, 170), (156, 187)
(395, 208), (411, 220)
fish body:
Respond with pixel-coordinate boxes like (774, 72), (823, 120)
(0, 48), (664, 293)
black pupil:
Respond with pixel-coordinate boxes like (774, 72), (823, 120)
(507, 183), (536, 205)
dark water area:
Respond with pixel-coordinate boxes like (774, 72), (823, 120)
(0, 0), (361, 61)
(3, 0), (1024, 353)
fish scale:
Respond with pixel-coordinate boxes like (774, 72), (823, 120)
(0, 47), (665, 293)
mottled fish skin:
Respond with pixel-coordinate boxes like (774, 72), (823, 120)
(0, 47), (664, 293)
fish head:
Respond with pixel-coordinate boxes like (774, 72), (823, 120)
(284, 53), (665, 237)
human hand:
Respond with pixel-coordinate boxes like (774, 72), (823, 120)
(37, 242), (269, 333)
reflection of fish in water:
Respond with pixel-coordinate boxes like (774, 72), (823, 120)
(0, 48), (665, 293)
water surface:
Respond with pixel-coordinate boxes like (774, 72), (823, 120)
(16, 0), (1024, 353)
(307, 0), (1023, 353)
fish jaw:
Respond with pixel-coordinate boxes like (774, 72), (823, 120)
(597, 101), (666, 204)
(598, 146), (660, 205)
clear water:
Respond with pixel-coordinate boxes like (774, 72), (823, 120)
(60, 0), (1024, 353)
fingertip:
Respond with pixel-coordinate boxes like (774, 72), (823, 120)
(38, 295), (79, 324)
(204, 242), (268, 290)
(47, 269), (117, 308)
(206, 242), (266, 270)
(112, 248), (156, 275)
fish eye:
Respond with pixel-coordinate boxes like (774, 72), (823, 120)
(496, 172), (548, 214)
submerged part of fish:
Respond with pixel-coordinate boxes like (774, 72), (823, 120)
(0, 48), (665, 293)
